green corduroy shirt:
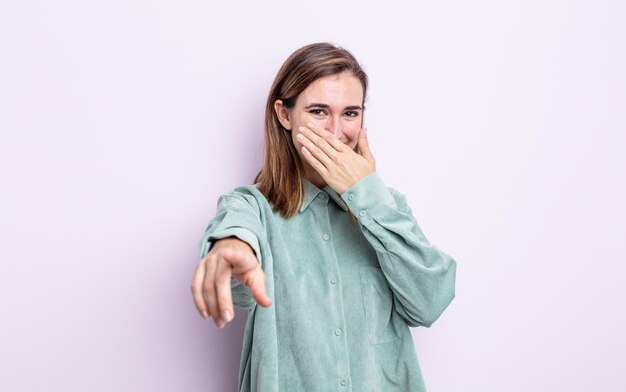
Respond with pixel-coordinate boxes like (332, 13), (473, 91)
(199, 171), (457, 392)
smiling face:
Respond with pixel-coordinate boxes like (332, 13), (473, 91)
(274, 71), (365, 183)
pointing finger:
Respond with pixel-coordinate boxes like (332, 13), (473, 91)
(222, 248), (272, 308)
(248, 266), (272, 307)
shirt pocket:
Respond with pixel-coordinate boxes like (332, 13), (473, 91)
(359, 266), (404, 346)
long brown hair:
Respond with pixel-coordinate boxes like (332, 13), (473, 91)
(254, 43), (368, 217)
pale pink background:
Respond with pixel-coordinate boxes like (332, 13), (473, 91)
(1, 1), (624, 391)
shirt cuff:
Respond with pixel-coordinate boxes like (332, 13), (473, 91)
(340, 172), (397, 217)
(199, 227), (261, 262)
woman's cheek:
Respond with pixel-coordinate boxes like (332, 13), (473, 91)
(308, 118), (326, 129)
(348, 127), (361, 146)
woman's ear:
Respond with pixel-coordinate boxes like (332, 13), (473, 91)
(274, 100), (292, 131)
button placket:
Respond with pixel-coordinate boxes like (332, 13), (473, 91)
(317, 197), (350, 389)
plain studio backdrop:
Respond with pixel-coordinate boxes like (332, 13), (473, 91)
(1, 0), (624, 391)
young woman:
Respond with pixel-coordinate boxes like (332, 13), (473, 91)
(191, 42), (457, 392)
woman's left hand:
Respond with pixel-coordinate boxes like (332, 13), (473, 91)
(296, 122), (376, 195)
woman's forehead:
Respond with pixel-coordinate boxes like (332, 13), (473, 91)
(298, 72), (364, 107)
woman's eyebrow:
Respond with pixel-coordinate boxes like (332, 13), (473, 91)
(304, 103), (363, 110)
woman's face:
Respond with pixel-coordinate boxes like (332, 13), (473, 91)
(275, 71), (364, 164)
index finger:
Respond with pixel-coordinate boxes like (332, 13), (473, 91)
(305, 122), (348, 151)
(247, 266), (272, 308)
(221, 249), (272, 308)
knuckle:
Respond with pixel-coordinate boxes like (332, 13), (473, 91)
(203, 281), (215, 292)
(240, 272), (255, 288)
(205, 253), (218, 266)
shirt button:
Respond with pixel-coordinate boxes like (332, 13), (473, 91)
(359, 210), (366, 217)
(323, 234), (330, 241)
(318, 193), (327, 200)
(348, 194), (355, 201)
(334, 328), (343, 336)
(329, 276), (337, 285)
(340, 380), (348, 386)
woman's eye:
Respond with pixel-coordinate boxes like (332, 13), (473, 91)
(309, 109), (326, 116)
(344, 111), (359, 118)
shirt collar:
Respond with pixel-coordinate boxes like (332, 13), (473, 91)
(300, 178), (349, 212)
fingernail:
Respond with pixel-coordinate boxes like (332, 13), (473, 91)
(307, 122), (315, 129)
(298, 126), (305, 132)
(222, 310), (233, 323)
(202, 310), (209, 320)
(217, 321), (225, 328)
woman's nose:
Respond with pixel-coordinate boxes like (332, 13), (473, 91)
(325, 117), (343, 138)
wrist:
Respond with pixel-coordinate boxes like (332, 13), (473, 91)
(211, 236), (255, 255)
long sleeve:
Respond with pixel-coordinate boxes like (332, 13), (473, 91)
(341, 172), (457, 328)
(198, 190), (266, 309)
(198, 179), (449, 391)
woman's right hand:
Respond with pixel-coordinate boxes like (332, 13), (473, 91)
(191, 237), (272, 328)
